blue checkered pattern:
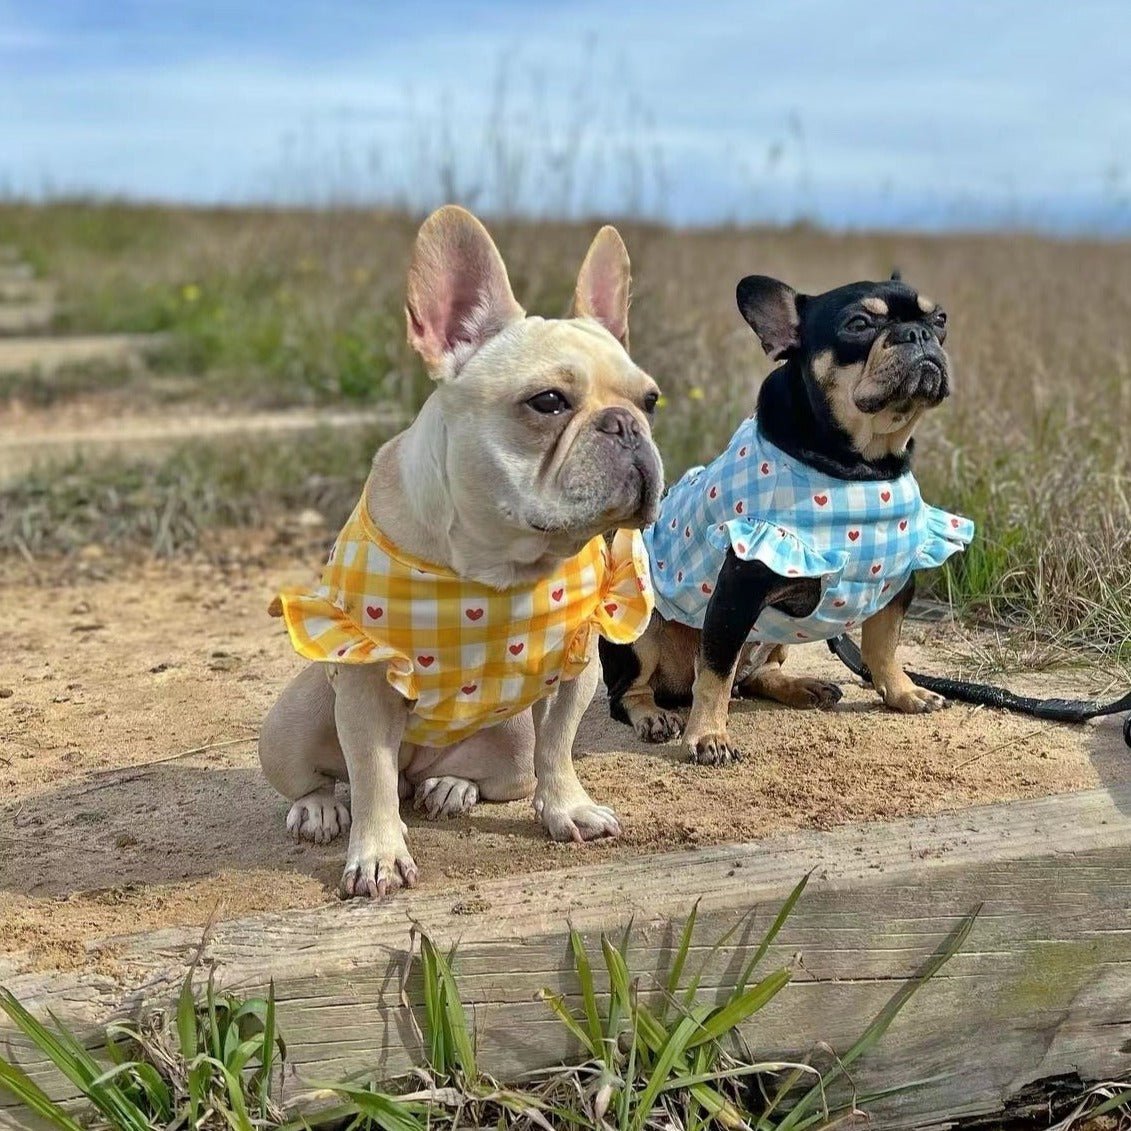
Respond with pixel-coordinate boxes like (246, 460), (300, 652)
(644, 415), (974, 645)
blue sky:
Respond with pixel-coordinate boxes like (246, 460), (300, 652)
(3, 0), (1130, 231)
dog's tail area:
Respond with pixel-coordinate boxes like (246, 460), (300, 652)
(828, 634), (1131, 746)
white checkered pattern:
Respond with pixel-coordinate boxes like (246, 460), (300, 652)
(644, 415), (974, 645)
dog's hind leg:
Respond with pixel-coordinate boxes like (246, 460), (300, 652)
(259, 662), (352, 845)
(599, 616), (685, 743)
(735, 644), (843, 710)
(405, 711), (536, 819)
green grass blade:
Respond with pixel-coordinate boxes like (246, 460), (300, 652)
(259, 979), (278, 1117)
(628, 1013), (702, 1131)
(778, 904), (980, 1131)
(681, 906), (759, 1010)
(537, 988), (598, 1055)
(328, 1083), (429, 1131)
(568, 927), (604, 1055)
(176, 961), (199, 1061)
(435, 940), (476, 1080)
(661, 900), (700, 1021)
(601, 933), (634, 1050)
(0, 1058), (87, 1131)
(685, 968), (792, 1049)
(417, 932), (446, 1079)
(735, 873), (810, 995)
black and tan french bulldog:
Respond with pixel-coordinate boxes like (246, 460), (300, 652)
(260, 206), (664, 898)
(600, 272), (973, 765)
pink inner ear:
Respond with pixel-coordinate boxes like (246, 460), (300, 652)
(408, 228), (520, 371)
(578, 240), (628, 341)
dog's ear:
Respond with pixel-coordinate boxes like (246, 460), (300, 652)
(405, 205), (526, 380)
(572, 225), (631, 349)
(736, 275), (803, 361)
(890, 267), (902, 282)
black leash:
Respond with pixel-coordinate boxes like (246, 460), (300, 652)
(827, 634), (1131, 747)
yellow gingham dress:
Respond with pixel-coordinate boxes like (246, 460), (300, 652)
(274, 498), (654, 747)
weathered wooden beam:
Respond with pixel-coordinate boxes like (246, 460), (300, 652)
(3, 784), (1131, 1129)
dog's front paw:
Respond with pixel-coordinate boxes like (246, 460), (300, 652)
(633, 709), (684, 744)
(686, 732), (744, 766)
(340, 836), (419, 900)
(286, 791), (351, 845)
(534, 789), (621, 843)
(413, 776), (480, 819)
(884, 686), (947, 714)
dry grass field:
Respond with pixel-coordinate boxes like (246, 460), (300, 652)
(2, 201), (1129, 656)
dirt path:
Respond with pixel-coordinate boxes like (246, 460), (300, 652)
(0, 401), (406, 483)
(1, 539), (1126, 971)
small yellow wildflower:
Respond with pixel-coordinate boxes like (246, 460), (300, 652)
(181, 283), (201, 304)
(656, 394), (669, 409)
(688, 386), (705, 401)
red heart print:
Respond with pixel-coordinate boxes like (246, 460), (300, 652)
(366, 604), (384, 620)
(736, 542), (747, 554)
(871, 563), (882, 575)
(684, 526), (692, 538)
(417, 654), (435, 667)
(950, 517), (960, 528)
(899, 520), (908, 532)
(551, 588), (564, 602)
(461, 684), (477, 695)
(813, 494), (829, 507)
(739, 446), (748, 457)
(670, 517), (678, 529)
(656, 560), (665, 570)
(637, 577), (647, 591)
(337, 646), (349, 657)
(845, 620), (856, 628)
(495, 707), (508, 714)
(545, 675), (559, 686)
(677, 570), (684, 582)
(880, 490), (891, 503)
(735, 500), (745, 514)
(700, 582), (712, 595)
(796, 631), (808, 639)
(881, 582), (891, 593)
(604, 602), (619, 616)
(848, 529), (860, 542)
(787, 568), (799, 575)
(465, 607), (484, 621)
(708, 485), (718, 499)
(833, 598), (847, 607)
(509, 642), (525, 656)
(760, 462), (770, 475)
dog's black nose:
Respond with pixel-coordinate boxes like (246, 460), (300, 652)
(594, 406), (643, 449)
(888, 322), (933, 347)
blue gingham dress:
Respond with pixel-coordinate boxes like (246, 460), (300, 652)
(644, 416), (974, 645)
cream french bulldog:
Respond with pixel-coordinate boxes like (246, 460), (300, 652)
(259, 206), (663, 899)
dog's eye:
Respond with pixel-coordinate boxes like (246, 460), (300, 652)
(527, 389), (572, 415)
(845, 315), (872, 333)
(643, 391), (660, 415)
(933, 310), (948, 327)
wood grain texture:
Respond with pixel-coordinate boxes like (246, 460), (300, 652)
(3, 784), (1131, 1130)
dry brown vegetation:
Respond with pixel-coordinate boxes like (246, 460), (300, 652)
(1, 201), (1130, 654)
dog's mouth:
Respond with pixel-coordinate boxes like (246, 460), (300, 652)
(855, 357), (949, 415)
(526, 452), (662, 535)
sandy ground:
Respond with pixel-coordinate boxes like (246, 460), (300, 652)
(2, 529), (1127, 972)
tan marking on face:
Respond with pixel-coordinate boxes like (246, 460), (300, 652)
(916, 294), (936, 313)
(816, 328), (933, 460)
(810, 348), (837, 389)
(862, 296), (889, 316)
